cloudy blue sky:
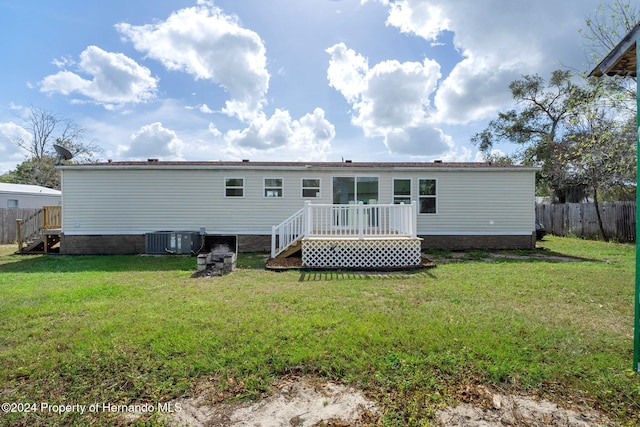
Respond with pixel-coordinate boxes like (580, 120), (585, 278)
(0, 0), (607, 174)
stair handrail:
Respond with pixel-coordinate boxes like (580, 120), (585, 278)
(16, 209), (43, 252)
(271, 205), (307, 258)
(16, 206), (61, 252)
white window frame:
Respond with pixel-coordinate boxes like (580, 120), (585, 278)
(418, 178), (437, 215)
(331, 175), (380, 205)
(7, 199), (19, 208)
(301, 178), (321, 198)
(224, 177), (245, 198)
(264, 177), (283, 198)
(392, 178), (412, 205)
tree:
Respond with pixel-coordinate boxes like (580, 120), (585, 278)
(0, 156), (60, 189)
(471, 70), (590, 201)
(581, 0), (640, 64)
(581, 0), (638, 111)
(561, 81), (636, 240)
(4, 106), (100, 189)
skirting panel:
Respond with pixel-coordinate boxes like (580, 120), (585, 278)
(302, 238), (422, 268)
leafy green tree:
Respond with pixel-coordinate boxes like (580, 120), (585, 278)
(0, 156), (60, 189)
(2, 106), (100, 189)
(561, 80), (636, 240)
(471, 70), (590, 201)
(581, 0), (640, 64)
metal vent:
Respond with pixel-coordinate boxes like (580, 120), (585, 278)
(145, 231), (200, 254)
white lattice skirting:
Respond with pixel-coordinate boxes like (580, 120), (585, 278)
(302, 238), (422, 268)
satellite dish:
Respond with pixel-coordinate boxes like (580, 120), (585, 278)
(53, 144), (73, 165)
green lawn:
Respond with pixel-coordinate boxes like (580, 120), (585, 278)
(0, 236), (638, 426)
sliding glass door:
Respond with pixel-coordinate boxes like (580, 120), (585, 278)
(332, 176), (379, 204)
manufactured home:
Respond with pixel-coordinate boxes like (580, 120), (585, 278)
(0, 183), (61, 209)
(56, 160), (537, 266)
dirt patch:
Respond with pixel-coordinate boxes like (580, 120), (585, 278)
(436, 392), (619, 426)
(162, 377), (377, 426)
(148, 379), (621, 427)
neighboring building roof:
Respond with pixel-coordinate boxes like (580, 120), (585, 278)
(59, 160), (539, 172)
(589, 22), (639, 77)
(0, 183), (61, 196)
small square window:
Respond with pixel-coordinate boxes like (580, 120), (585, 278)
(7, 199), (18, 208)
(302, 178), (321, 198)
(264, 178), (283, 198)
(225, 178), (244, 197)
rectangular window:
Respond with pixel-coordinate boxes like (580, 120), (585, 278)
(264, 178), (283, 198)
(393, 178), (411, 204)
(332, 176), (379, 204)
(302, 178), (321, 198)
(7, 199), (18, 208)
(225, 177), (244, 197)
(418, 179), (437, 214)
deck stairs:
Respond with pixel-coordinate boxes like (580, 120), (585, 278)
(16, 206), (62, 254)
(271, 206), (305, 258)
(276, 239), (302, 258)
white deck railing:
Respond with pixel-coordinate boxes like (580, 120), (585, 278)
(271, 201), (417, 258)
(271, 206), (306, 258)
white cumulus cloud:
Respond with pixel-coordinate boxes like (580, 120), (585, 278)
(120, 122), (184, 159)
(0, 121), (32, 173)
(327, 42), (449, 156)
(371, 0), (594, 124)
(39, 46), (158, 108)
(224, 108), (335, 161)
(116, 3), (269, 121)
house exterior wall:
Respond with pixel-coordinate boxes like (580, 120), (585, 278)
(0, 185), (61, 209)
(59, 163), (537, 254)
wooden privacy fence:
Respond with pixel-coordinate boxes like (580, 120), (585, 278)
(536, 202), (635, 242)
(0, 208), (40, 244)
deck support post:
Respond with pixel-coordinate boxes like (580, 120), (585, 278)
(358, 202), (364, 239)
(304, 201), (312, 239)
(16, 219), (22, 253)
(271, 225), (276, 258)
(411, 201), (417, 239)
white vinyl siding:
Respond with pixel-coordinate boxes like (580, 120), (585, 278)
(61, 167), (535, 237)
(414, 170), (535, 234)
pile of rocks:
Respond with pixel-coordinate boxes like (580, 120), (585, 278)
(194, 245), (237, 277)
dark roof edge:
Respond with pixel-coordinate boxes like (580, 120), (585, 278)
(59, 160), (539, 171)
(589, 22), (640, 77)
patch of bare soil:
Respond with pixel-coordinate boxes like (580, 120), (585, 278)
(436, 385), (619, 427)
(162, 377), (377, 427)
(151, 378), (620, 427)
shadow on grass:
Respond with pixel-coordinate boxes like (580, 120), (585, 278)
(424, 246), (602, 264)
(298, 268), (436, 282)
(0, 253), (197, 273)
